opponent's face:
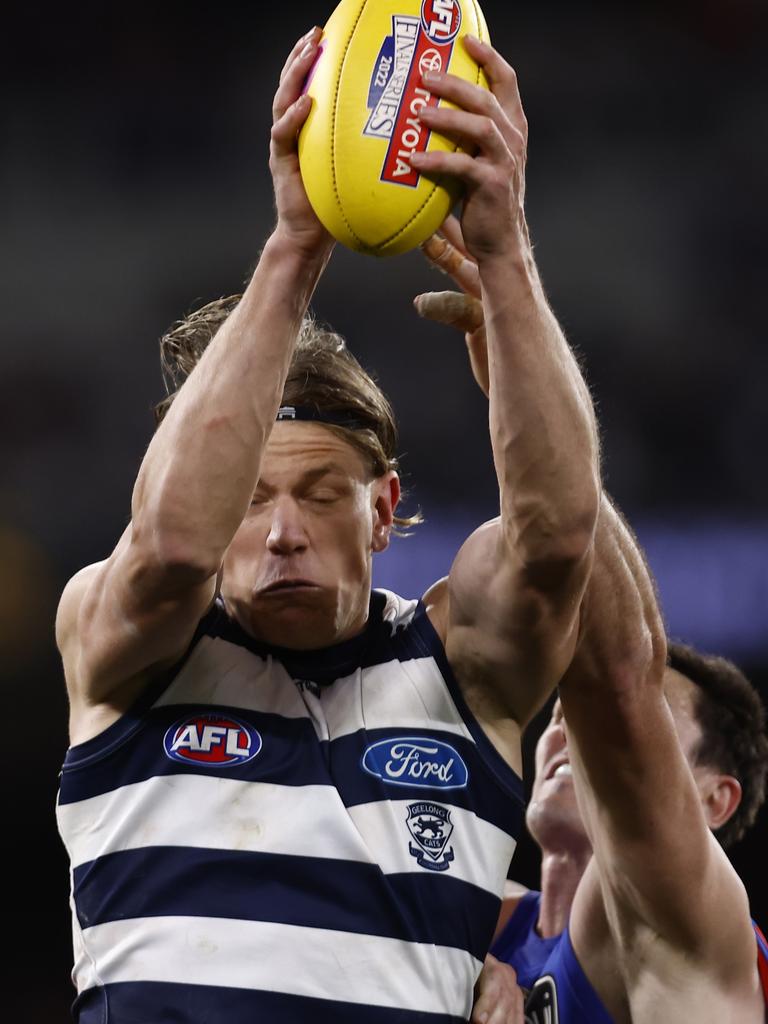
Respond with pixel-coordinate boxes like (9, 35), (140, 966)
(527, 671), (738, 855)
(221, 422), (399, 649)
(526, 699), (590, 853)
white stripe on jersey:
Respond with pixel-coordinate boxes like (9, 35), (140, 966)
(348, 799), (514, 895)
(153, 639), (308, 719)
(318, 657), (474, 743)
(58, 778), (366, 871)
(78, 915), (481, 1017)
(58, 776), (512, 894)
(153, 638), (472, 746)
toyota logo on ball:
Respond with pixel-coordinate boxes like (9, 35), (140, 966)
(419, 49), (443, 76)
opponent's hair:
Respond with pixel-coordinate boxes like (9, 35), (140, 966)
(668, 640), (768, 849)
(154, 294), (421, 532)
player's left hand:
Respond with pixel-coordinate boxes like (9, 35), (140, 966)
(408, 37), (529, 266)
(414, 217), (490, 396)
(471, 954), (526, 1023)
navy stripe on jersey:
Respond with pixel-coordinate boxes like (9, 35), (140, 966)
(74, 982), (466, 1024)
(200, 590), (401, 683)
(333, 729), (523, 837)
(59, 707), (521, 838)
(73, 846), (500, 961)
(59, 706), (322, 804)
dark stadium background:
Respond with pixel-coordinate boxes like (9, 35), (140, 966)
(2, 0), (766, 1015)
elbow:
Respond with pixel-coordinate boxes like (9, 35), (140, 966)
(507, 475), (601, 581)
(583, 628), (665, 707)
(127, 521), (221, 592)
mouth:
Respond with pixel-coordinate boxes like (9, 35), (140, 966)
(545, 758), (572, 781)
(259, 579), (321, 595)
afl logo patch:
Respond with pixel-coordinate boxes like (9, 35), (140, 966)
(362, 736), (468, 789)
(421, 0), (462, 44)
(163, 713), (262, 767)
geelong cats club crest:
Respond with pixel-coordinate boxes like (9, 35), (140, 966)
(406, 801), (455, 871)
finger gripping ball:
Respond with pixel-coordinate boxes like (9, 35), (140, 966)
(298, 0), (490, 257)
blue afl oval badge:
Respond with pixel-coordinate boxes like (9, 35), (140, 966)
(163, 713), (262, 767)
(362, 736), (468, 789)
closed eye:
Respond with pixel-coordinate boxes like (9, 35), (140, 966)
(305, 490), (341, 504)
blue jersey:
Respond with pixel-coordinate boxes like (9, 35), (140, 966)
(492, 890), (613, 1024)
(494, 890), (768, 1023)
(57, 590), (525, 1023)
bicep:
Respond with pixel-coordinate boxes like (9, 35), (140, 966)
(443, 518), (591, 728)
(57, 523), (218, 707)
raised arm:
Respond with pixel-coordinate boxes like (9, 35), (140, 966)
(56, 28), (333, 739)
(414, 40), (601, 743)
(560, 500), (759, 1001)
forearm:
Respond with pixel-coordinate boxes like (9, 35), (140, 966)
(481, 254), (600, 566)
(558, 501), (747, 954)
(131, 230), (331, 576)
(558, 496), (673, 839)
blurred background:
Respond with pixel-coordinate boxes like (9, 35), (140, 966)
(3, 0), (767, 1015)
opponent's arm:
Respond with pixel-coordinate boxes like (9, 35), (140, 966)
(413, 39), (601, 740)
(471, 955), (525, 1024)
(560, 500), (757, 988)
(57, 29), (333, 718)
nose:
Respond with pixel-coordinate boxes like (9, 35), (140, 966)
(265, 497), (309, 555)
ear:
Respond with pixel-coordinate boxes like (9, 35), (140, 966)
(701, 773), (742, 832)
(371, 472), (400, 553)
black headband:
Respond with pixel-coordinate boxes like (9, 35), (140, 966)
(276, 405), (368, 431)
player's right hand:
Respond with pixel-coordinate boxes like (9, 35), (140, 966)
(270, 28), (334, 256)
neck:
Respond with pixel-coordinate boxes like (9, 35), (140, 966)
(537, 844), (592, 938)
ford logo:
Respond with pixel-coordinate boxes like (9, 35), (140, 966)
(362, 736), (468, 789)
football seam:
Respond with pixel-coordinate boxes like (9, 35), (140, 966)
(330, 0), (371, 250)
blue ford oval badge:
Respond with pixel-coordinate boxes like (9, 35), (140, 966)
(362, 736), (468, 789)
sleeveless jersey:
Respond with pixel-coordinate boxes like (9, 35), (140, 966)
(57, 590), (525, 1023)
(493, 890), (768, 1023)
(492, 890), (613, 1023)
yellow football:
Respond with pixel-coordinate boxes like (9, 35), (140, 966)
(298, 0), (490, 257)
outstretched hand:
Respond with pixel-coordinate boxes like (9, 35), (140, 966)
(414, 216), (490, 397)
(408, 36), (530, 266)
(270, 28), (334, 256)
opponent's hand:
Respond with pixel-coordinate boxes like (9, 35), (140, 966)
(471, 954), (526, 1023)
(407, 37), (530, 266)
(270, 28), (334, 256)
(414, 217), (490, 396)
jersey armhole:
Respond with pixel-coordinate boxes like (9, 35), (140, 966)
(408, 600), (526, 808)
(61, 602), (221, 771)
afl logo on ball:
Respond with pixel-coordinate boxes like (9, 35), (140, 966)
(421, 0), (462, 44)
(163, 713), (262, 767)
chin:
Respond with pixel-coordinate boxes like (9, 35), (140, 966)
(527, 801), (589, 852)
(248, 599), (339, 650)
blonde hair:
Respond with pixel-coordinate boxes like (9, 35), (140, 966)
(155, 295), (422, 533)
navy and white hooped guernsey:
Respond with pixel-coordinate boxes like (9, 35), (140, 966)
(57, 590), (525, 1023)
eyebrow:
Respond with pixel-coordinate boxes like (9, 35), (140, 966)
(254, 463), (350, 495)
